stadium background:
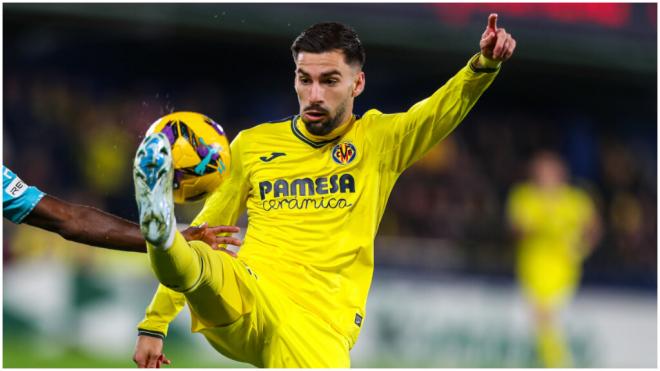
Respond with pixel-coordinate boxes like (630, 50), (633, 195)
(2, 3), (656, 367)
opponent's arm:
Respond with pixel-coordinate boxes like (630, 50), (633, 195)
(24, 195), (146, 252)
(371, 14), (515, 173)
(3, 164), (148, 251)
(23, 195), (242, 253)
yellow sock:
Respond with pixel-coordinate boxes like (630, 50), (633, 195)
(147, 230), (202, 292)
(148, 234), (243, 326)
(537, 322), (573, 368)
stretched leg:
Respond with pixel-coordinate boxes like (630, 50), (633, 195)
(134, 133), (247, 326)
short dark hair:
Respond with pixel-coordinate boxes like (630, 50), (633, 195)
(291, 22), (366, 68)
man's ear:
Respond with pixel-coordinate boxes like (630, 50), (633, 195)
(352, 71), (365, 98)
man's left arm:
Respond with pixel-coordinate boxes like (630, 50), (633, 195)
(375, 14), (515, 173)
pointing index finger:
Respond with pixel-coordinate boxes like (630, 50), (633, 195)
(488, 13), (498, 32)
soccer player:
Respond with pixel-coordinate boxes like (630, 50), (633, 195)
(3, 164), (241, 253)
(132, 14), (516, 368)
(506, 151), (601, 367)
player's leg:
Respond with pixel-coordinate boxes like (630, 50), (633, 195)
(518, 253), (576, 367)
(134, 133), (199, 290)
(263, 303), (351, 368)
(182, 239), (253, 325)
(524, 276), (575, 368)
(532, 302), (573, 368)
(189, 262), (350, 368)
(133, 133), (246, 325)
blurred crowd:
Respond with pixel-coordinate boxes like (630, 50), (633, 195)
(3, 68), (655, 289)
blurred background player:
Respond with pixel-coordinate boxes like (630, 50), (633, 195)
(3, 164), (241, 252)
(506, 151), (602, 367)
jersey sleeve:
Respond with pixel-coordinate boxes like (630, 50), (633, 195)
(192, 131), (250, 228)
(137, 284), (187, 338)
(136, 133), (250, 337)
(365, 54), (499, 173)
(3, 165), (46, 224)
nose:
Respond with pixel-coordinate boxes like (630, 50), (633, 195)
(309, 82), (324, 104)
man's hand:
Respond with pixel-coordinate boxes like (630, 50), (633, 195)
(480, 13), (516, 62)
(133, 335), (171, 368)
(181, 223), (242, 256)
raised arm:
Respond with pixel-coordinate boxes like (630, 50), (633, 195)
(477, 14), (516, 67)
(367, 14), (516, 173)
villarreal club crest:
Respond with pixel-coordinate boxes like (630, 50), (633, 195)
(332, 142), (357, 165)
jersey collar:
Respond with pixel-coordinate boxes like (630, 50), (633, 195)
(291, 115), (356, 149)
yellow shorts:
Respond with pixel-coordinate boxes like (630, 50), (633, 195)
(155, 236), (350, 368)
(516, 250), (580, 310)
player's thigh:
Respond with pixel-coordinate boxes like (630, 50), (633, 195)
(199, 310), (265, 367)
(193, 261), (289, 367)
(183, 241), (258, 327)
(263, 304), (350, 368)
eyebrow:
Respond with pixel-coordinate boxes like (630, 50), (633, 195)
(296, 68), (343, 78)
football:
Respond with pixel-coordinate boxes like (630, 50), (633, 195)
(145, 112), (230, 203)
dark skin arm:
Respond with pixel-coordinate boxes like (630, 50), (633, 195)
(22, 195), (241, 253)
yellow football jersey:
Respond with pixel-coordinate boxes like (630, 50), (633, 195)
(507, 182), (595, 306)
(138, 55), (500, 349)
